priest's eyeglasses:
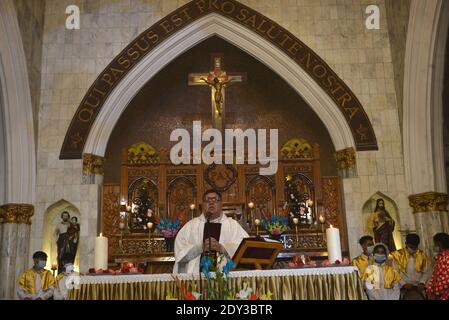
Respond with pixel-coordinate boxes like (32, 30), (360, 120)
(204, 197), (220, 203)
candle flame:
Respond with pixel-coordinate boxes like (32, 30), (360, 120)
(100, 232), (102, 237)
(330, 225), (333, 228)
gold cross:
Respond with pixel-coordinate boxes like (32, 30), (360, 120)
(188, 54), (245, 131)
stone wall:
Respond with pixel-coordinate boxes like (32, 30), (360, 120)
(384, 0), (411, 130)
(13, 0), (46, 145)
(34, 0), (411, 271)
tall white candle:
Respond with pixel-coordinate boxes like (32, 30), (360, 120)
(94, 233), (108, 270)
(326, 225), (342, 263)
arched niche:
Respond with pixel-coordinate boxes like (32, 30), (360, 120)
(361, 192), (403, 251)
(42, 200), (81, 272)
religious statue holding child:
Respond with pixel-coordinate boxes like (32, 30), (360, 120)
(55, 211), (80, 273)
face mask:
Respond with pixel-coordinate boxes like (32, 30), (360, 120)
(366, 246), (374, 255)
(374, 254), (386, 264)
(64, 264), (74, 274)
(35, 260), (46, 269)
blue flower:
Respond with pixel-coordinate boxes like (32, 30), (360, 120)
(200, 256), (213, 275)
(223, 260), (234, 274)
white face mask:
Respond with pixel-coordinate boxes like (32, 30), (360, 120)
(64, 264), (74, 274)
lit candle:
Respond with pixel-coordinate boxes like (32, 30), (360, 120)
(126, 205), (131, 212)
(118, 221), (125, 230)
(120, 200), (126, 206)
(248, 202), (255, 209)
(319, 215), (325, 224)
(326, 225), (342, 263)
(94, 233), (108, 270)
(190, 204), (195, 210)
(254, 219), (260, 226)
(293, 218), (299, 225)
(147, 222), (153, 230)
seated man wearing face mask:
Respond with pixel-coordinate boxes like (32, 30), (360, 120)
(363, 243), (401, 300)
(390, 234), (430, 300)
(17, 251), (55, 300)
(53, 260), (77, 300)
(351, 235), (374, 279)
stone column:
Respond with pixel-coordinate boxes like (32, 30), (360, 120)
(82, 153), (105, 185)
(82, 153), (105, 272)
(335, 147), (357, 179)
(0, 204), (34, 299)
(409, 192), (449, 259)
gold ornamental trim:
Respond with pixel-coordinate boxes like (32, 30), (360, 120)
(0, 203), (34, 224)
(127, 142), (160, 165)
(83, 153), (105, 176)
(280, 138), (313, 160)
(409, 192), (448, 213)
(335, 147), (356, 170)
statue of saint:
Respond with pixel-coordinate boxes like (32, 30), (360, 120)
(368, 199), (396, 252)
(201, 76), (231, 116)
(55, 211), (79, 273)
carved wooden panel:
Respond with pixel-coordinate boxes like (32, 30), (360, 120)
(204, 164), (239, 202)
(322, 176), (348, 252)
(128, 168), (159, 183)
(101, 184), (120, 237)
(109, 236), (167, 256)
(167, 176), (196, 217)
(128, 178), (158, 232)
(245, 175), (275, 213)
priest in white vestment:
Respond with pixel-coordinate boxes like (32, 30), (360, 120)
(174, 189), (249, 274)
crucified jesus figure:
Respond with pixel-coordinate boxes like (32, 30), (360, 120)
(200, 76), (231, 116)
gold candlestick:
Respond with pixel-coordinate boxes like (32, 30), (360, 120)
(51, 262), (58, 277)
(248, 202), (255, 230)
(293, 218), (299, 248)
(190, 203), (196, 220)
(254, 219), (261, 237)
(147, 222), (153, 253)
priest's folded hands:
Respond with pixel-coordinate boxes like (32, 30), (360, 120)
(203, 237), (226, 254)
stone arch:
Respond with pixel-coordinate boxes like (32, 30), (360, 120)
(403, 0), (449, 195)
(361, 192), (403, 250)
(59, 0), (378, 160)
(0, 0), (36, 203)
(42, 200), (81, 272)
(0, 77), (6, 205)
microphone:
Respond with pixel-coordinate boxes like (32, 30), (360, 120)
(205, 211), (213, 253)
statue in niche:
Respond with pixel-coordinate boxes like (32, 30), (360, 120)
(368, 198), (396, 252)
(55, 211), (80, 273)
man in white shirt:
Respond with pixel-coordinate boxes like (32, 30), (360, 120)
(173, 189), (249, 274)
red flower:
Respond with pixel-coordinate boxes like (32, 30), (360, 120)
(249, 294), (258, 300)
(185, 292), (196, 300)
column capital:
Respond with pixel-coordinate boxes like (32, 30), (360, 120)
(82, 153), (105, 184)
(0, 203), (34, 224)
(83, 153), (105, 176)
(408, 192), (448, 213)
(335, 147), (357, 178)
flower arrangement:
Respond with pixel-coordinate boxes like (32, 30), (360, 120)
(166, 254), (272, 300)
(155, 210), (185, 238)
(259, 208), (289, 236)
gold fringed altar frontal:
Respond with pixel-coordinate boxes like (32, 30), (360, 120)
(68, 267), (364, 300)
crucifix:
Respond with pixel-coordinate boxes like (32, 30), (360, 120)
(188, 54), (246, 131)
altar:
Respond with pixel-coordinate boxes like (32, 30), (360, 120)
(68, 267), (364, 300)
